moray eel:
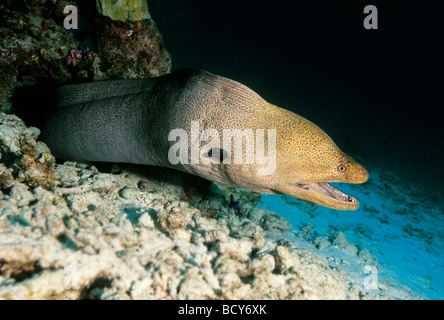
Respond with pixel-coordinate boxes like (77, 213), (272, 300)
(42, 68), (368, 210)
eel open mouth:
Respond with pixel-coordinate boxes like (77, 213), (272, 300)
(296, 182), (358, 203)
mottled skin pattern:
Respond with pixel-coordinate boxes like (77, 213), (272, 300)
(255, 103), (368, 209)
(42, 69), (368, 210)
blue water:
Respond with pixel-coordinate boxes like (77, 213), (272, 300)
(258, 166), (444, 299)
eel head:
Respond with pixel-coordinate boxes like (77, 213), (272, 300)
(271, 110), (369, 210)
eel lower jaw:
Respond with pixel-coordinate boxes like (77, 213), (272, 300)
(296, 182), (358, 203)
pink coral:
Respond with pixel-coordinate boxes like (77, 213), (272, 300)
(67, 48), (82, 66)
(66, 48), (92, 67)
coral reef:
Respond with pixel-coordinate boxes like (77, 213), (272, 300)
(0, 114), (59, 191)
(0, 0), (171, 112)
(0, 0), (78, 112)
(0, 113), (418, 299)
(94, 6), (170, 79)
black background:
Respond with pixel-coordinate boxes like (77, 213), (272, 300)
(150, 0), (444, 195)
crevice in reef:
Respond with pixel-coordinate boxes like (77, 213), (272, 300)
(80, 276), (113, 300)
(0, 260), (43, 282)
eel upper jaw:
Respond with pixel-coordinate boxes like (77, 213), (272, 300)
(295, 182), (359, 209)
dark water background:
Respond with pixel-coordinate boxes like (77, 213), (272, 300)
(150, 0), (444, 197)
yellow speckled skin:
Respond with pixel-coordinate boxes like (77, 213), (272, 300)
(252, 103), (368, 209)
(44, 69), (368, 210)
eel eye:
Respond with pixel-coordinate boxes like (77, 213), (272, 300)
(204, 147), (229, 163)
(337, 165), (347, 172)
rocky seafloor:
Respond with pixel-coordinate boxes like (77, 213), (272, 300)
(0, 112), (423, 299)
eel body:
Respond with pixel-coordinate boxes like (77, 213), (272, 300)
(42, 68), (368, 210)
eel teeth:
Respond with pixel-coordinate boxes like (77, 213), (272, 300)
(296, 182), (358, 203)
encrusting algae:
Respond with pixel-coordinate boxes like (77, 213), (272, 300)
(96, 0), (151, 22)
